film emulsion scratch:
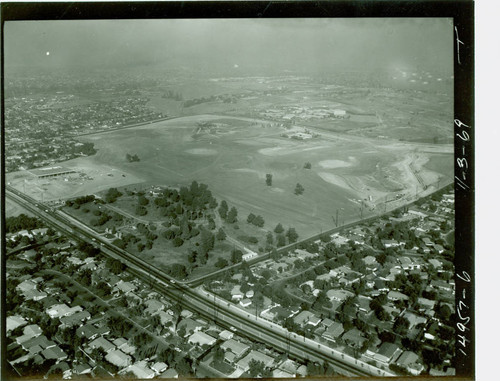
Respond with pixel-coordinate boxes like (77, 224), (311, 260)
(1, 7), (473, 381)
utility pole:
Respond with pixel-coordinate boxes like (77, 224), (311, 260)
(213, 292), (217, 321)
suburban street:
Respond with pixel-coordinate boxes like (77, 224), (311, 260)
(6, 186), (393, 377)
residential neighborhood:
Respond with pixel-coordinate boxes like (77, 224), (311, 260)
(6, 219), (326, 379)
(205, 187), (456, 376)
(4, 16), (466, 379)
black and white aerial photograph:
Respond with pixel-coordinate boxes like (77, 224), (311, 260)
(2, 2), (475, 380)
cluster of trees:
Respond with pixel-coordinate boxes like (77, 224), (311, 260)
(155, 181), (218, 220)
(246, 213), (265, 227)
(265, 173), (273, 186)
(112, 232), (141, 250)
(304, 162), (312, 169)
(106, 257), (127, 274)
(184, 94), (238, 108)
(237, 235), (259, 244)
(107, 316), (134, 337)
(165, 263), (188, 279)
(126, 153), (140, 162)
(231, 249), (243, 264)
(248, 360), (273, 378)
(65, 194), (96, 208)
(105, 187), (123, 203)
(218, 200), (238, 223)
(91, 211), (112, 227)
(306, 361), (336, 377)
(77, 241), (101, 258)
(271, 223), (299, 248)
(294, 183), (305, 195)
(5, 214), (43, 234)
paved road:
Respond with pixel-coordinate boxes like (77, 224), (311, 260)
(6, 187), (392, 377)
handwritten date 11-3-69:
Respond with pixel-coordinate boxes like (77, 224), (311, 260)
(454, 119), (471, 191)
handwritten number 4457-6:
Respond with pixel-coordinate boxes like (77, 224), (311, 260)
(456, 271), (471, 356)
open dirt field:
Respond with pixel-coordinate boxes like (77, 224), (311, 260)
(7, 113), (453, 237)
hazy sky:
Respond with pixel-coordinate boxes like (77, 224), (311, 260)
(5, 18), (453, 74)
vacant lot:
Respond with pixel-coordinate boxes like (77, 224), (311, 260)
(7, 110), (453, 238)
(57, 114), (449, 236)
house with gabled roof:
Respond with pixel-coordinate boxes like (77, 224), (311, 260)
(372, 342), (402, 365)
(342, 328), (366, 348)
(188, 331), (217, 347)
(112, 338), (136, 355)
(28, 344), (44, 356)
(41, 345), (68, 362)
(293, 310), (321, 327)
(17, 279), (37, 293)
(24, 289), (48, 301)
(221, 338), (251, 360)
(73, 363), (93, 375)
(422, 237), (433, 247)
(322, 321), (344, 342)
(6, 316), (28, 333)
(77, 324), (99, 341)
(21, 335), (56, 352)
(278, 358), (298, 375)
(60, 310), (91, 327)
(326, 289), (354, 302)
(88, 336), (115, 353)
(125, 361), (155, 379)
(273, 369), (295, 378)
(236, 350), (274, 372)
(387, 291), (409, 302)
(396, 351), (424, 375)
(46, 304), (82, 319)
(151, 362), (168, 375)
(320, 318), (334, 328)
(16, 324), (43, 345)
(177, 318), (203, 337)
(105, 349), (132, 368)
(402, 311), (428, 329)
(427, 258), (443, 269)
(219, 330), (234, 341)
(113, 280), (137, 295)
(144, 299), (164, 315)
(239, 298), (252, 308)
(231, 285), (244, 301)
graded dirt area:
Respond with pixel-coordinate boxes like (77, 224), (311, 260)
(6, 113), (453, 237)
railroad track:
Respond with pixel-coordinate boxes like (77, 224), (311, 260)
(6, 186), (391, 377)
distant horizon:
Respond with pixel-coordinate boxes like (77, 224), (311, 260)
(4, 18), (453, 76)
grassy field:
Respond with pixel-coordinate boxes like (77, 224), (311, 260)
(6, 77), (454, 256)
(64, 113), (450, 237)
(7, 109), (453, 239)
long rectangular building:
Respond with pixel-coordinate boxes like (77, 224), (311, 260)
(29, 166), (75, 178)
